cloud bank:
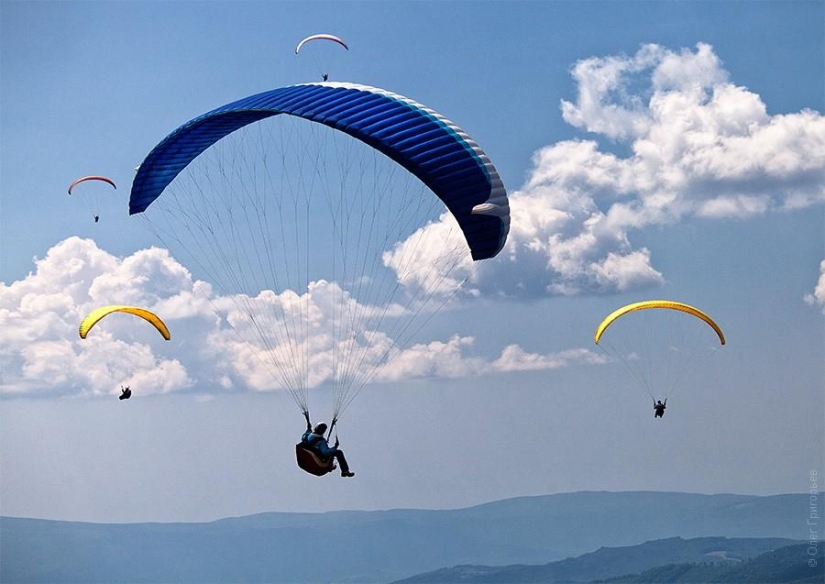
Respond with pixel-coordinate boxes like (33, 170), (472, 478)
(404, 43), (825, 298)
(0, 238), (601, 397)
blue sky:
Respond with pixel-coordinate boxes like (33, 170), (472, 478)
(1, 1), (823, 523)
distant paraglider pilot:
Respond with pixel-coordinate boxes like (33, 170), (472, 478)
(94, 214), (100, 223)
(653, 398), (667, 418)
(119, 385), (132, 400)
(300, 413), (354, 477)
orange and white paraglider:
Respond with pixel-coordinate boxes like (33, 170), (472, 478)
(294, 33), (349, 55)
(295, 33), (348, 81)
(68, 175), (117, 223)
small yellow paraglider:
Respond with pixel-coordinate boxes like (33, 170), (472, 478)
(79, 306), (171, 400)
(594, 300), (725, 417)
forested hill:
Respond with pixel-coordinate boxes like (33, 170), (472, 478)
(600, 542), (824, 584)
(392, 537), (811, 584)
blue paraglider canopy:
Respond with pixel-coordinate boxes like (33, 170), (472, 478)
(130, 82), (509, 260)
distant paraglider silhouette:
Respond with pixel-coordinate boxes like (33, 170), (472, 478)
(295, 33), (349, 81)
(68, 175), (117, 223)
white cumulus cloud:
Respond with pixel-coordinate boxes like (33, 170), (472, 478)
(375, 336), (606, 382)
(395, 43), (825, 298)
(1, 238), (602, 398)
(0, 237), (199, 397)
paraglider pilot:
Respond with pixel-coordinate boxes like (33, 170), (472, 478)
(301, 412), (355, 477)
(653, 398), (666, 418)
(119, 385), (132, 400)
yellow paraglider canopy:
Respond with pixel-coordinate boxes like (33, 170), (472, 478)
(78, 306), (171, 340)
(594, 300), (725, 346)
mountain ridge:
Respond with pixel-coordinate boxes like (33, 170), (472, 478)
(2, 490), (820, 583)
